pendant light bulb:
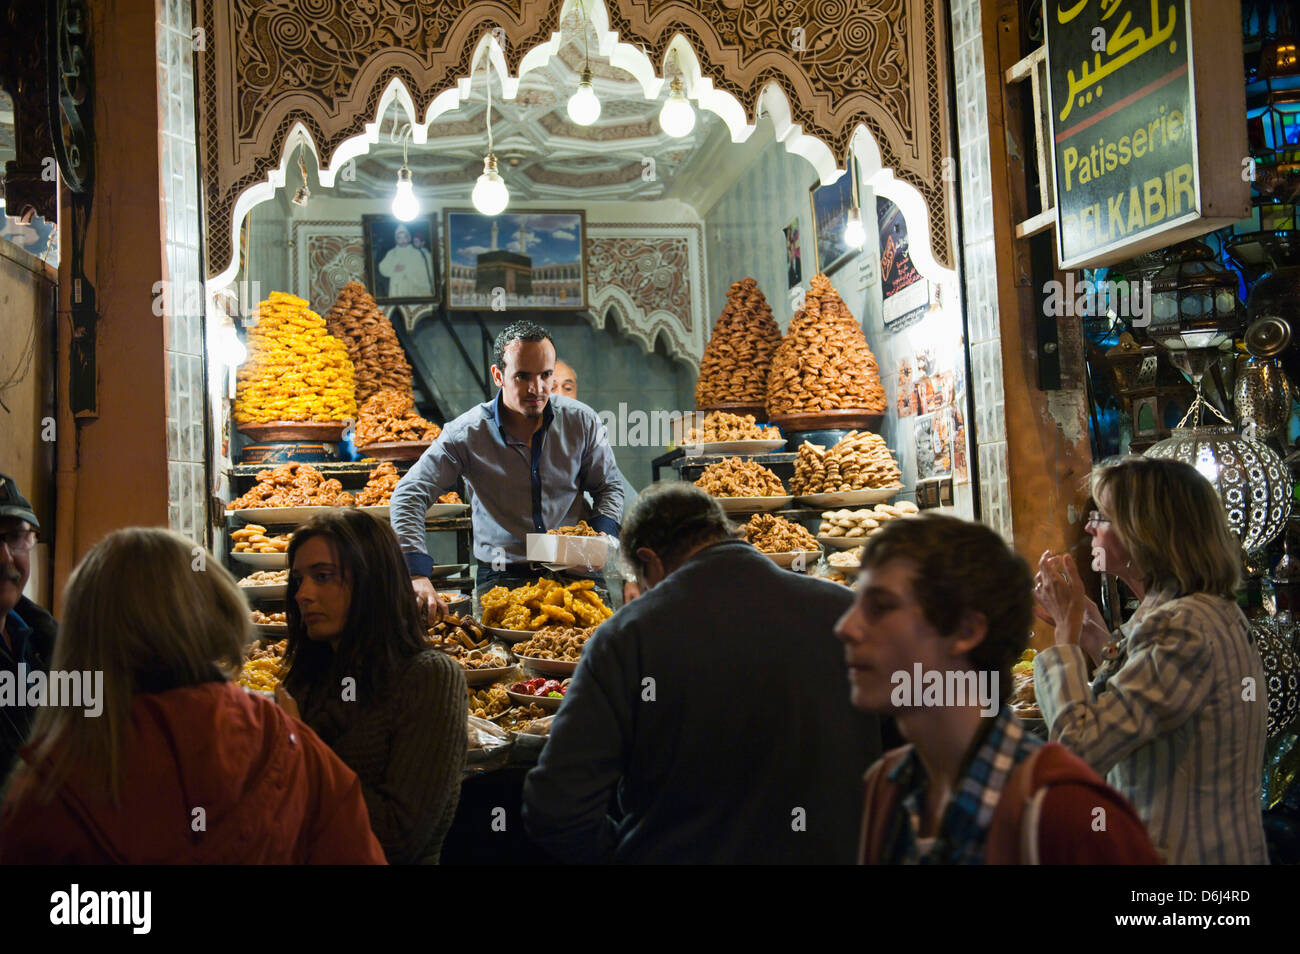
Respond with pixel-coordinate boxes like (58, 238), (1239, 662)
(843, 208), (866, 250)
(291, 184), (311, 207)
(473, 154), (509, 216)
(391, 166), (419, 221)
(659, 77), (695, 137)
(567, 69), (601, 126)
(216, 321), (247, 368)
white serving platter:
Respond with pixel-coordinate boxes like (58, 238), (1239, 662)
(505, 689), (564, 711)
(232, 552), (289, 569)
(226, 506), (334, 525)
(515, 655), (579, 676)
(715, 495), (794, 513)
(672, 438), (788, 455)
(762, 550), (822, 570)
(358, 503), (469, 521)
(816, 534), (871, 550)
(795, 487), (903, 507)
(238, 582), (288, 600)
(430, 563), (470, 578)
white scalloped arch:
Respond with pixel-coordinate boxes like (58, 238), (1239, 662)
(208, 0), (955, 313)
(586, 286), (700, 372)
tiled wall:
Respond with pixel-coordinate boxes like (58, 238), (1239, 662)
(949, 0), (1013, 540)
(157, 0), (208, 544)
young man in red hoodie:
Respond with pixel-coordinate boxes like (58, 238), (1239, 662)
(836, 513), (1159, 865)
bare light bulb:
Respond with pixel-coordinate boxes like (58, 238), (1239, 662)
(843, 208), (866, 250)
(567, 69), (601, 125)
(659, 77), (695, 137)
(391, 166), (419, 221)
(216, 322), (246, 368)
(473, 154), (509, 216)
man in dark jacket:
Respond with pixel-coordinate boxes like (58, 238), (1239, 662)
(523, 482), (883, 863)
(0, 474), (57, 778)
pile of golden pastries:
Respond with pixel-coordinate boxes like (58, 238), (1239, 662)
(694, 457), (786, 498)
(238, 569), (289, 587)
(742, 513), (820, 553)
(235, 291), (356, 425)
(766, 274), (886, 415)
(1010, 649), (1039, 719)
(695, 278), (784, 408)
(827, 546), (864, 569)
(426, 614), (489, 654)
(228, 463), (356, 509)
(481, 578), (613, 631)
(789, 432), (903, 494)
(511, 625), (596, 662)
(818, 501), (919, 538)
(238, 638), (287, 692)
(498, 704), (549, 731)
(231, 526), (291, 553)
(438, 491), (463, 505)
(547, 521), (598, 537)
(355, 388), (442, 447)
(468, 685), (512, 720)
(354, 460), (401, 507)
(250, 609), (287, 626)
(682, 410), (781, 444)
(324, 281), (414, 404)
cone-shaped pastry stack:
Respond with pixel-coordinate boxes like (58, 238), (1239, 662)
(355, 388), (442, 446)
(766, 274), (887, 415)
(694, 278), (783, 409)
(235, 291), (356, 425)
(325, 281), (414, 404)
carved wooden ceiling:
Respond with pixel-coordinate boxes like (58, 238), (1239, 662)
(195, 0), (953, 281)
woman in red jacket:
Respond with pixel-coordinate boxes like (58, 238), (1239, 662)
(0, 528), (385, 864)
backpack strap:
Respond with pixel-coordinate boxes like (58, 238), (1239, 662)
(858, 745), (913, 865)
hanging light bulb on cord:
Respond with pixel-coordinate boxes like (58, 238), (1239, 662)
(291, 141), (311, 207)
(390, 124), (420, 221)
(842, 156), (865, 250)
(566, 3), (601, 125)
(843, 209), (866, 249)
(472, 47), (510, 216)
(659, 76), (695, 137)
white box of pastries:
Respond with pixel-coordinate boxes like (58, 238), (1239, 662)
(526, 532), (611, 570)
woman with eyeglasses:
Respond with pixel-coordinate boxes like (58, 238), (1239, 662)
(276, 509), (466, 865)
(1032, 456), (1268, 864)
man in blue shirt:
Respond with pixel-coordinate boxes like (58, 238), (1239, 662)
(0, 474), (57, 777)
(392, 322), (624, 620)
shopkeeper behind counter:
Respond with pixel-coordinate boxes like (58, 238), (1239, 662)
(391, 321), (624, 620)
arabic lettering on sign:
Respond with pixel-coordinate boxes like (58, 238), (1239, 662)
(1057, 0), (1179, 123)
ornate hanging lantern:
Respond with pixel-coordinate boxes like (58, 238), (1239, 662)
(1145, 426), (1292, 551)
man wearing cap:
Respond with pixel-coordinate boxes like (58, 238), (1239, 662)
(0, 475), (57, 777)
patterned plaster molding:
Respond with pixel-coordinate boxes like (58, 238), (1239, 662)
(196, 0), (954, 294)
(286, 218), (705, 368)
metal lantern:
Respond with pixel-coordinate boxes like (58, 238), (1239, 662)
(1147, 240), (1244, 351)
(1145, 426), (1293, 551)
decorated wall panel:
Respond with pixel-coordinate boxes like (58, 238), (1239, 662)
(195, 0), (954, 282)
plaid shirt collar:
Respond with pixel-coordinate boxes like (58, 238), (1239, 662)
(885, 705), (1043, 864)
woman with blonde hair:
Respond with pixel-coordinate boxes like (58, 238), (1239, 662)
(0, 527), (385, 864)
(1033, 456), (1268, 864)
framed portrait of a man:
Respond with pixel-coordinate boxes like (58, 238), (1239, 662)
(362, 213), (441, 304)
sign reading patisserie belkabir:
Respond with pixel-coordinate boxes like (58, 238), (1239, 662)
(1044, 0), (1249, 268)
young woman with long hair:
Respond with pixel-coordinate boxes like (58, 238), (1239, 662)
(0, 528), (384, 863)
(277, 509), (466, 864)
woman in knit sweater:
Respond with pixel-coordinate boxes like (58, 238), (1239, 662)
(277, 510), (466, 864)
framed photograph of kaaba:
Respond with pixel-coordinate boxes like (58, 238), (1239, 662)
(444, 209), (586, 311)
(809, 162), (858, 276)
(362, 213), (442, 304)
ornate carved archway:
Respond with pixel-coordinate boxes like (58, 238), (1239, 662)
(195, 0), (954, 287)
